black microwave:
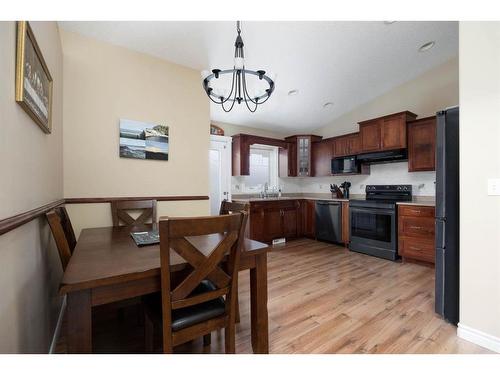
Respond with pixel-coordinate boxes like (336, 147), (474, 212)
(331, 156), (360, 174)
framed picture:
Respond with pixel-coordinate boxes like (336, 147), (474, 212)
(120, 119), (169, 161)
(15, 21), (53, 133)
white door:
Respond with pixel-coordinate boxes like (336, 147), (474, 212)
(209, 135), (232, 215)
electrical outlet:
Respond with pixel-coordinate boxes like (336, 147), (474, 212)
(488, 178), (500, 196)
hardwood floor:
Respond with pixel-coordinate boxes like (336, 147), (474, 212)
(55, 238), (490, 354)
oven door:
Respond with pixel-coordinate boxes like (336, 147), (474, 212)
(349, 206), (397, 260)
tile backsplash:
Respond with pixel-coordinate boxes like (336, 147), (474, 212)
(299, 162), (436, 196)
(231, 161), (436, 196)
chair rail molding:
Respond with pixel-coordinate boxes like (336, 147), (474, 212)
(0, 195), (210, 236)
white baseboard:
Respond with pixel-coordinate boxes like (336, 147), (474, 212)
(457, 323), (500, 353)
(49, 295), (67, 354)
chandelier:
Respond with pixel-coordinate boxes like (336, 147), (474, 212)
(201, 21), (275, 113)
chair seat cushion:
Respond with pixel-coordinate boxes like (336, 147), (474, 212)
(144, 280), (226, 332)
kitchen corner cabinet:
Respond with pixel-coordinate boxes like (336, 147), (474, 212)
(284, 135), (322, 177)
(398, 205), (435, 264)
(408, 116), (436, 172)
(359, 111), (417, 153)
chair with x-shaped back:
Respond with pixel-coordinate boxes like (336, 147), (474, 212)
(46, 206), (77, 271)
(143, 211), (247, 353)
(219, 200), (250, 323)
(111, 199), (157, 227)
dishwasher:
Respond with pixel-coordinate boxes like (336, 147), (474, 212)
(315, 200), (342, 243)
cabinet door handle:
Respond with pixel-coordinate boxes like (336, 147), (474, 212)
(409, 246), (422, 251)
(409, 225), (425, 230)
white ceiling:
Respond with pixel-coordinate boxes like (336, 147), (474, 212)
(59, 21), (458, 133)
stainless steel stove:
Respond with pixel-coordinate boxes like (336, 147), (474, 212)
(349, 185), (412, 261)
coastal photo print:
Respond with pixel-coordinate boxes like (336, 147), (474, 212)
(119, 119), (169, 161)
(15, 21), (53, 133)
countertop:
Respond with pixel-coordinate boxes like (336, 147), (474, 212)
(232, 196), (349, 203)
(396, 200), (435, 207)
(232, 194), (435, 206)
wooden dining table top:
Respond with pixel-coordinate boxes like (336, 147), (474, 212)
(60, 225), (269, 295)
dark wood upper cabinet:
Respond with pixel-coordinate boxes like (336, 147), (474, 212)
(359, 111), (417, 153)
(408, 116), (436, 172)
(284, 135), (322, 177)
(279, 141), (297, 177)
(359, 120), (381, 152)
(311, 138), (333, 177)
(232, 134), (288, 176)
(332, 132), (361, 157)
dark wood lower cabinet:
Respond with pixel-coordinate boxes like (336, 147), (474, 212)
(248, 200), (300, 243)
(341, 201), (350, 246)
(301, 200), (316, 239)
(246, 199), (350, 245)
(398, 205), (435, 265)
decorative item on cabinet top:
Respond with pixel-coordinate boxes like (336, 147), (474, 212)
(210, 124), (225, 136)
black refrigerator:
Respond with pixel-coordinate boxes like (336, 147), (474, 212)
(435, 106), (459, 325)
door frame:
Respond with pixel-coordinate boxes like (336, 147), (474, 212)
(209, 134), (232, 207)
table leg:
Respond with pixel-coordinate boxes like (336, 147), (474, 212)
(250, 252), (269, 354)
(66, 289), (92, 353)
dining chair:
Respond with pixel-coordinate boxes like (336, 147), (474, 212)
(46, 206), (76, 271)
(111, 199), (157, 227)
(143, 212), (248, 353)
(219, 200), (250, 324)
(219, 200), (250, 216)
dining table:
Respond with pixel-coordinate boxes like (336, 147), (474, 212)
(59, 224), (270, 354)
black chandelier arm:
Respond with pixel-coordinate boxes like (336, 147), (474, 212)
(241, 70), (259, 105)
(221, 85), (238, 112)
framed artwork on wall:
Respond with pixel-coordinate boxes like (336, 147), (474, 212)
(15, 21), (53, 133)
(119, 119), (169, 161)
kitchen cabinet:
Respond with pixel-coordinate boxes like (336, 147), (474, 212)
(279, 141), (297, 177)
(284, 135), (322, 177)
(398, 205), (435, 264)
(341, 201), (350, 246)
(311, 139), (333, 177)
(408, 116), (436, 172)
(302, 199), (316, 238)
(333, 132), (361, 157)
(232, 133), (288, 176)
(248, 200), (300, 242)
(359, 111), (417, 153)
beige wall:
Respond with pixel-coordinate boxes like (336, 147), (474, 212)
(60, 30), (211, 236)
(0, 21), (64, 353)
(458, 22), (500, 348)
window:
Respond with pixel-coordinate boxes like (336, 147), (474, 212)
(244, 145), (278, 192)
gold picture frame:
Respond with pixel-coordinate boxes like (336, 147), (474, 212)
(15, 21), (53, 133)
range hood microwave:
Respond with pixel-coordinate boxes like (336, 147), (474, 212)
(356, 149), (407, 164)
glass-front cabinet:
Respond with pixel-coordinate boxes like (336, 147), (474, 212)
(297, 136), (310, 176)
(283, 135), (322, 177)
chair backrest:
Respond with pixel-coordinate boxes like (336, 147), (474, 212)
(219, 200), (250, 216)
(158, 212), (247, 339)
(55, 206), (77, 252)
(46, 207), (75, 271)
(111, 199), (157, 227)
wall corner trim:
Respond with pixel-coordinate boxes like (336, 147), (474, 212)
(457, 323), (500, 353)
(48, 296), (67, 354)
